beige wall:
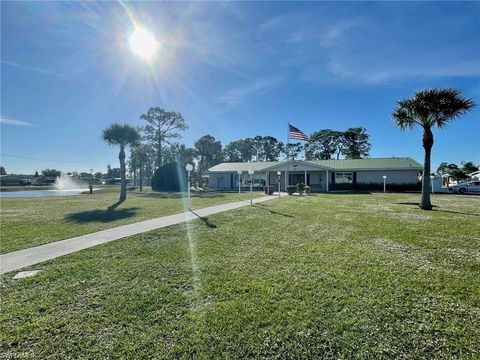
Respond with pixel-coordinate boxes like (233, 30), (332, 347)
(208, 173), (231, 190)
(209, 169), (419, 190)
(209, 172), (267, 190)
(356, 170), (418, 184)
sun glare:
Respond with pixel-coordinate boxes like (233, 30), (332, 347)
(129, 27), (158, 60)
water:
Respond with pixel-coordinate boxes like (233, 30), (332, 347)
(1, 172), (95, 198)
(0, 189), (90, 198)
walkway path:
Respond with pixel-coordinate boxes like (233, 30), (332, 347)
(1, 195), (279, 274)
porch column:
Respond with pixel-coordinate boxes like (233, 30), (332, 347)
(304, 170), (307, 186)
(285, 170), (288, 189)
(326, 170), (329, 192)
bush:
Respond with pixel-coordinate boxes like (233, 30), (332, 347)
(150, 163), (187, 192)
(286, 185), (297, 195)
(264, 186), (274, 195)
(297, 182), (305, 194)
(304, 185), (311, 195)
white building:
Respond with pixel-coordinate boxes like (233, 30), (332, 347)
(207, 158), (422, 192)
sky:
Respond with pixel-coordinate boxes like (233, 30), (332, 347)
(1, 1), (479, 174)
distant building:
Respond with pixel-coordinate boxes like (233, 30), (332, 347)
(468, 170), (480, 181)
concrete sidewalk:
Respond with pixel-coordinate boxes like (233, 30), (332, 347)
(1, 195), (278, 274)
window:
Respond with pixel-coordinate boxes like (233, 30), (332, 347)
(335, 172), (353, 184)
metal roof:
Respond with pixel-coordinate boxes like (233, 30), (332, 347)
(207, 158), (422, 172)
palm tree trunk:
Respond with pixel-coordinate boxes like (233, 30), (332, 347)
(119, 145), (127, 203)
(420, 127), (434, 210)
(139, 153), (144, 192)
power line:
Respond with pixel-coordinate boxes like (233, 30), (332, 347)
(1, 154), (107, 165)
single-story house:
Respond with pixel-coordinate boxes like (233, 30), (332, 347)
(207, 157), (422, 192)
(468, 170), (480, 181)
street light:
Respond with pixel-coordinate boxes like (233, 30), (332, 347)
(382, 175), (387, 193)
(248, 169), (254, 205)
(237, 170), (242, 201)
(430, 175), (435, 193)
(186, 164), (193, 209)
(277, 171), (281, 198)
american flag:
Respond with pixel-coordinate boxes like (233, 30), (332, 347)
(288, 124), (309, 141)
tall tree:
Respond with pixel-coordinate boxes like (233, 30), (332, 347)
(305, 129), (344, 160)
(262, 136), (283, 161)
(164, 143), (195, 168)
(194, 135), (223, 177)
(41, 169), (61, 178)
(282, 143), (303, 160)
(341, 127), (371, 159)
(392, 88), (475, 210)
(0, 166), (6, 175)
(102, 123), (141, 203)
(223, 141), (243, 162)
(462, 161), (479, 174)
(140, 107), (188, 169)
(252, 135), (265, 161)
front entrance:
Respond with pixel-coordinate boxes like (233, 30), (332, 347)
(289, 173), (310, 186)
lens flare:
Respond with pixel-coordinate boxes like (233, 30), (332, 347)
(129, 27), (158, 60)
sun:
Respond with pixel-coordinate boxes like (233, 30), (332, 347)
(129, 27), (158, 60)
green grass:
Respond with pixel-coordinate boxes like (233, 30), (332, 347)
(0, 187), (263, 253)
(1, 193), (479, 358)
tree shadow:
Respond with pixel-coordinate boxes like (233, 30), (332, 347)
(433, 209), (480, 217)
(65, 206), (139, 223)
(327, 191), (373, 195)
(394, 202), (479, 216)
(189, 210), (217, 228)
(395, 202), (438, 207)
(136, 191), (226, 199)
(253, 204), (294, 218)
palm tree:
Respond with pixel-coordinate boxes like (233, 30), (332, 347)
(392, 88), (475, 210)
(102, 123), (141, 203)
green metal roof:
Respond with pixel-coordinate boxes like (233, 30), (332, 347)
(208, 161), (280, 172)
(308, 158), (422, 170)
(208, 158), (422, 172)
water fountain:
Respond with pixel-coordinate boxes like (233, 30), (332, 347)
(54, 173), (87, 190)
(1, 173), (93, 198)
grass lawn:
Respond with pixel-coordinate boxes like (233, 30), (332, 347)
(0, 187), (264, 254)
(1, 193), (479, 358)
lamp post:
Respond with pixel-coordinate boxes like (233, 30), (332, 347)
(382, 175), (387, 193)
(237, 170), (242, 200)
(277, 171), (281, 198)
(248, 169), (254, 206)
(430, 175), (435, 193)
(186, 164), (193, 209)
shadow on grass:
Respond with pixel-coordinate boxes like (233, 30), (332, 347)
(65, 206), (140, 223)
(189, 210), (217, 228)
(327, 190), (373, 195)
(253, 204), (294, 218)
(135, 191), (227, 199)
(434, 209), (480, 217)
(395, 202), (479, 216)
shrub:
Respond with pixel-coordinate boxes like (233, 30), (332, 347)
(264, 185), (274, 195)
(150, 162), (187, 192)
(286, 185), (297, 195)
(304, 185), (311, 195)
(297, 182), (305, 194)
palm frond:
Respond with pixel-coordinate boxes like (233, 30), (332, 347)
(392, 87), (475, 130)
(102, 123), (141, 147)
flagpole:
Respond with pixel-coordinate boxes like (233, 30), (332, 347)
(286, 123), (289, 188)
(287, 123), (290, 147)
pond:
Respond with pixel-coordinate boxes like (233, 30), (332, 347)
(0, 189), (97, 198)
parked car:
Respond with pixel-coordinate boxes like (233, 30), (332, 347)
(448, 181), (480, 194)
